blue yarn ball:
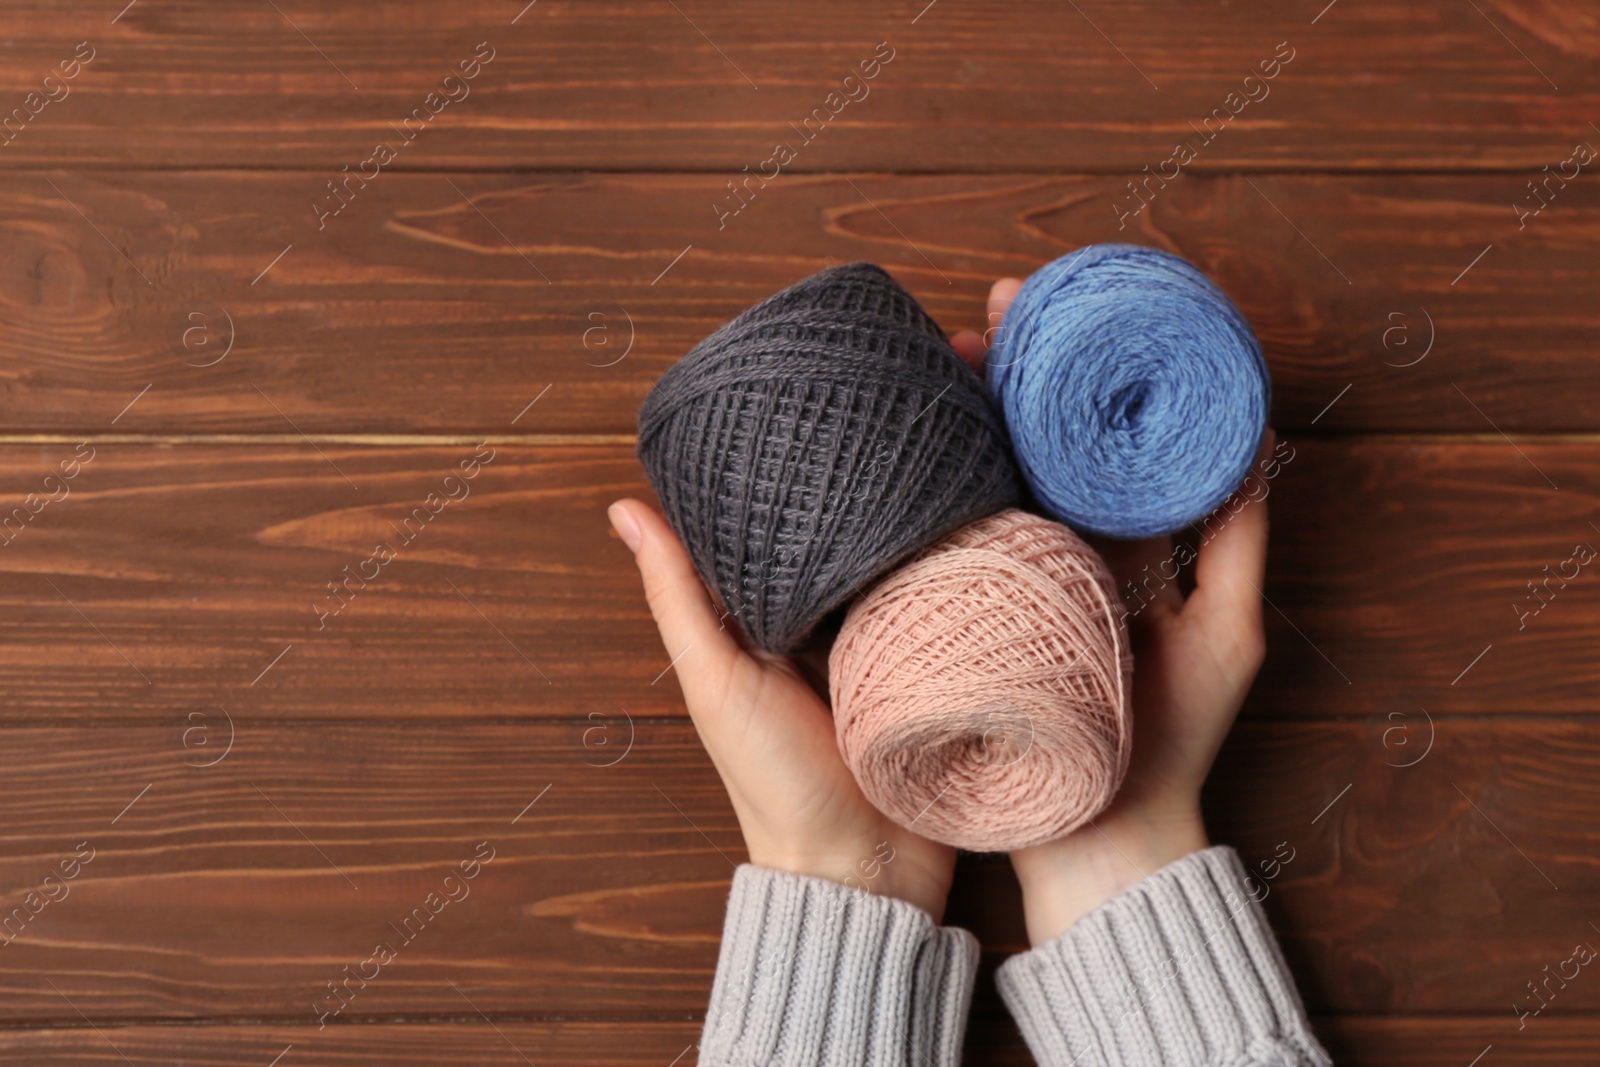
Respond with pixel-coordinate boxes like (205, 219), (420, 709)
(988, 244), (1270, 540)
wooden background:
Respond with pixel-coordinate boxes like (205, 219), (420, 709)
(1, 1), (1597, 1063)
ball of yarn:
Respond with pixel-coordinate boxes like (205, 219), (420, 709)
(637, 262), (1019, 654)
(988, 244), (1269, 539)
(830, 509), (1132, 852)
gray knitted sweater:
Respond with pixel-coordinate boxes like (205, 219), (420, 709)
(698, 846), (1330, 1066)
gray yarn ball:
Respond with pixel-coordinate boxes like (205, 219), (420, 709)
(637, 262), (1020, 653)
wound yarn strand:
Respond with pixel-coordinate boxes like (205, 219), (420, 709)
(988, 244), (1270, 539)
(637, 262), (1020, 653)
(830, 509), (1133, 852)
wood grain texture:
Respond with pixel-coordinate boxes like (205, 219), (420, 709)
(1245, 437), (1600, 716)
(0, 443), (658, 720)
(0, 1), (1591, 1051)
(0, 2), (1594, 171)
(0, 439), (1594, 721)
(0, 719), (1596, 1022)
(0, 1016), (1593, 1066)
(3, 171), (1599, 434)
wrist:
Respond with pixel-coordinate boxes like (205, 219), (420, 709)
(750, 839), (950, 923)
(1010, 807), (1208, 946)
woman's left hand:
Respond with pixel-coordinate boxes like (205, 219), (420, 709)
(609, 499), (959, 920)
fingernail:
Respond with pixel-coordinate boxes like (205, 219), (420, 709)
(608, 502), (642, 553)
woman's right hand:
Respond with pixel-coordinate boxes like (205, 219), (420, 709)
(955, 279), (1274, 946)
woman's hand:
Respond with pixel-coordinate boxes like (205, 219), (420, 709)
(954, 280), (1273, 946)
(608, 500), (958, 921)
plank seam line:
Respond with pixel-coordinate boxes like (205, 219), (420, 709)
(0, 163), (1579, 177)
(0, 1009), (1581, 1031)
(0, 433), (636, 446)
(6, 431), (1600, 447)
(0, 712), (1587, 729)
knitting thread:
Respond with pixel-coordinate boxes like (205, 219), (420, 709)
(988, 244), (1269, 539)
(830, 509), (1132, 852)
(636, 263), (1020, 654)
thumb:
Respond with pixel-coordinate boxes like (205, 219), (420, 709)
(608, 499), (742, 697)
(1183, 432), (1273, 660)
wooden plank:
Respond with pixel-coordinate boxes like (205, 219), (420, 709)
(0, 718), (1596, 1020)
(0, 439), (1595, 720)
(0, 444), (666, 720)
(1312, 1016), (1599, 1066)
(0, 1023), (708, 1067)
(0, 2), (1594, 171)
(9, 174), (1600, 438)
(3, 171), (1599, 434)
(0, 1016), (1591, 1065)
(1244, 437), (1600, 716)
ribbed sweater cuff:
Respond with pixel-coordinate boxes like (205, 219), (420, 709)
(699, 864), (979, 1067)
(996, 846), (1330, 1067)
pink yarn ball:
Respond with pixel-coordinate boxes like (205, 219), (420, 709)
(829, 509), (1133, 852)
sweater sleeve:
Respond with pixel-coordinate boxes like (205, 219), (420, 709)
(995, 846), (1330, 1067)
(698, 864), (980, 1067)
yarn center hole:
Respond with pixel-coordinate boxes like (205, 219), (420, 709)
(1103, 380), (1153, 431)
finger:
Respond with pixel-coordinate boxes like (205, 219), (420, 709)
(1184, 430), (1274, 632)
(988, 277), (1023, 328)
(1089, 534), (1184, 616)
(982, 278), (1025, 367)
(950, 329), (986, 373)
(608, 499), (742, 690)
